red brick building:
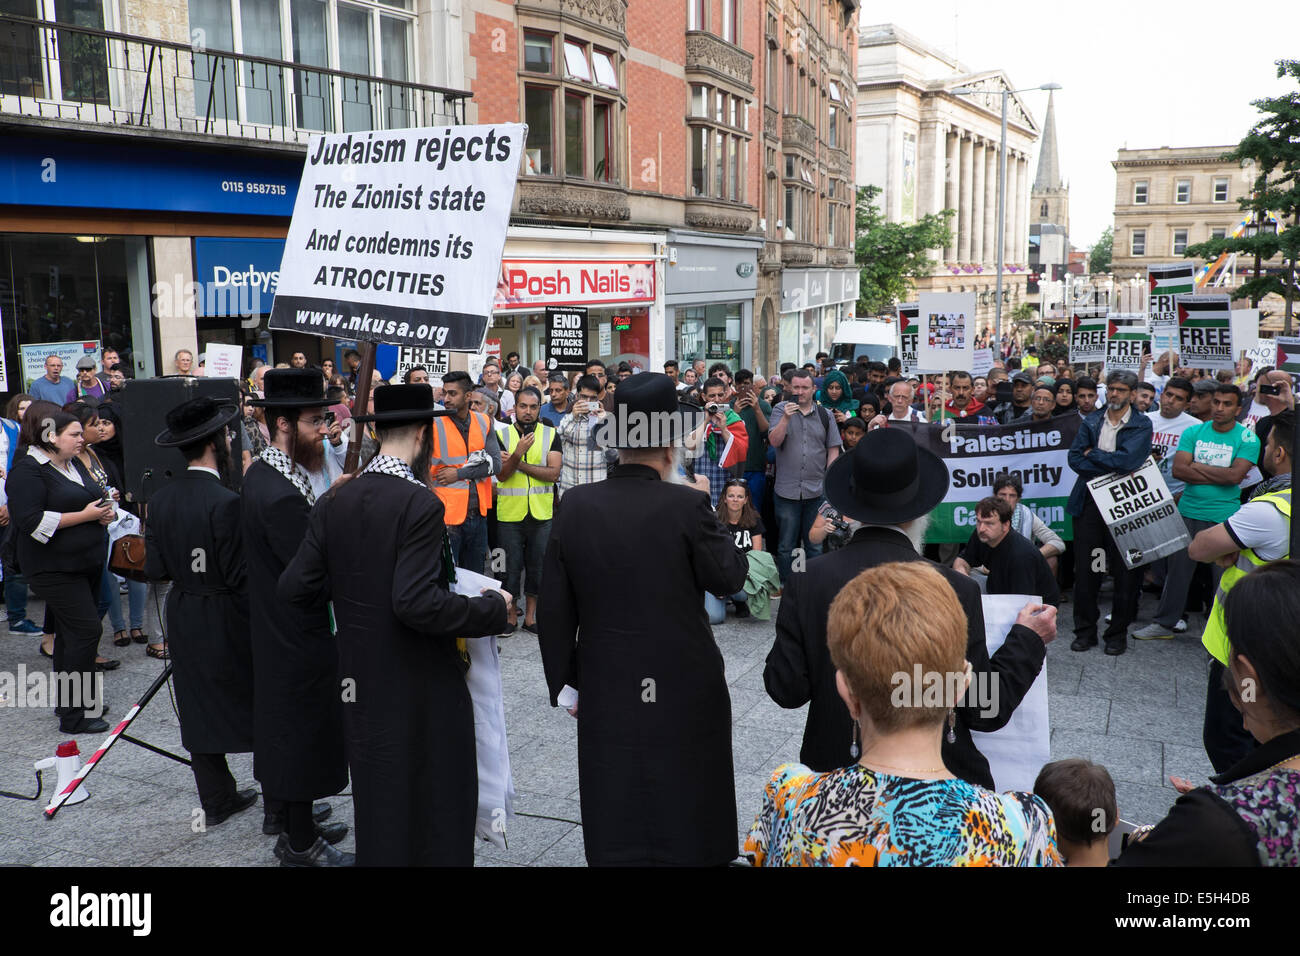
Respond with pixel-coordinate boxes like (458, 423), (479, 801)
(463, 0), (859, 373)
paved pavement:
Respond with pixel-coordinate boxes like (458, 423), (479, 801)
(0, 585), (1216, 866)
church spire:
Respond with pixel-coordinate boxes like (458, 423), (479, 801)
(1033, 89), (1062, 191)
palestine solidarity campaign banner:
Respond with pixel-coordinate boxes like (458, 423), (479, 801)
(1276, 337), (1300, 375)
(270, 124), (525, 351)
(1177, 293), (1234, 371)
(893, 416), (1082, 543)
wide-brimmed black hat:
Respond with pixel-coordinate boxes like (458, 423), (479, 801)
(353, 384), (443, 424)
(155, 396), (242, 448)
(605, 372), (701, 448)
(823, 427), (949, 526)
(248, 368), (332, 409)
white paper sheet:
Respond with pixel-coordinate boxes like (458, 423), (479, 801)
(970, 593), (1051, 793)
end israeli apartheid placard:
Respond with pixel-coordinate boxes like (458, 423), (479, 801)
(545, 305), (589, 373)
(1104, 314), (1148, 375)
(1087, 457), (1189, 569)
(269, 124), (525, 351)
(1148, 262), (1196, 334)
(1069, 309), (1108, 365)
(1177, 293), (1234, 371)
(889, 416), (1082, 543)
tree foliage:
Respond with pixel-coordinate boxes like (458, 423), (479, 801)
(1184, 60), (1300, 315)
(854, 185), (954, 315)
(1089, 227), (1113, 274)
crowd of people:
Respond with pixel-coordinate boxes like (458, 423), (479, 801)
(2, 337), (1295, 868)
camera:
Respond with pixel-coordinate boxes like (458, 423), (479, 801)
(324, 411), (336, 426)
(706, 402), (724, 415)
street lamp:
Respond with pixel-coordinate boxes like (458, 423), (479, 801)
(1243, 211), (1278, 309)
(951, 81), (1061, 354)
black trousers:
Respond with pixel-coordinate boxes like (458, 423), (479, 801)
(192, 752), (237, 813)
(1203, 659), (1257, 774)
(1071, 498), (1141, 644)
(29, 568), (103, 723)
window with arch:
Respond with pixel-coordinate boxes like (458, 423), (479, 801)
(1040, 200), (1049, 218)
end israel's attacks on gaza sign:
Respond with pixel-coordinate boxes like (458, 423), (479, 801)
(269, 124), (525, 352)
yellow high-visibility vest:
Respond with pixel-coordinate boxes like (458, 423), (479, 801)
(496, 423), (556, 522)
(1202, 488), (1291, 665)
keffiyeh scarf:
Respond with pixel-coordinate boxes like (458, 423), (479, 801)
(361, 454), (426, 488)
(257, 445), (316, 505)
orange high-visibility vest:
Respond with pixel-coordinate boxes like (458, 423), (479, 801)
(429, 411), (494, 525)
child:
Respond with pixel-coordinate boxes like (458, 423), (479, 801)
(840, 416), (867, 451)
(1033, 759), (1117, 866)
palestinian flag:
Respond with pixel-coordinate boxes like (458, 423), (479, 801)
(1276, 337), (1300, 375)
(1148, 262), (1197, 297)
(1176, 294), (1233, 371)
(1069, 310), (1108, 364)
(706, 409), (749, 469)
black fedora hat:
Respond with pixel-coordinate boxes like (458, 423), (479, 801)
(353, 384), (443, 424)
(822, 427), (949, 526)
(155, 396), (242, 448)
(606, 372), (700, 448)
(249, 368), (332, 409)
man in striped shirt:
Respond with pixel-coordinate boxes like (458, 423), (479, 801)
(557, 375), (610, 498)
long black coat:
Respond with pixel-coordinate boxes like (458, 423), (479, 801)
(538, 464), (749, 866)
(144, 470), (253, 754)
(241, 460), (346, 801)
(278, 473), (508, 866)
(764, 526), (1047, 789)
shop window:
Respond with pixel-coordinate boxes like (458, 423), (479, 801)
(524, 31), (553, 73)
(676, 304), (742, 373)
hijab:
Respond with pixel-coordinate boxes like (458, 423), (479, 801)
(816, 369), (860, 414)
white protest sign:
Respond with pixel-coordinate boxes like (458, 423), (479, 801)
(971, 348), (995, 378)
(204, 343), (244, 380)
(269, 124), (525, 352)
(1069, 311), (1108, 365)
(395, 346), (451, 385)
(970, 594), (1049, 793)
(917, 292), (975, 373)
(1231, 308), (1259, 360)
(1244, 341), (1278, 371)
(1087, 457), (1190, 569)
(1177, 293), (1234, 371)
(1148, 262), (1196, 334)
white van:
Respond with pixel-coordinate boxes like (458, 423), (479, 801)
(830, 319), (896, 367)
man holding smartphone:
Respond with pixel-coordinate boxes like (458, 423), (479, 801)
(732, 369), (771, 512)
(557, 375), (609, 498)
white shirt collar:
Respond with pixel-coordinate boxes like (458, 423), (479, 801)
(28, 447), (52, 465)
(188, 465), (220, 478)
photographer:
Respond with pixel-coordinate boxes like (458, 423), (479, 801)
(557, 374), (610, 498)
(685, 377), (748, 507)
(5, 406), (114, 734)
(732, 369), (771, 513)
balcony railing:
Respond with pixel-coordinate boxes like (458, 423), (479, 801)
(0, 13), (468, 145)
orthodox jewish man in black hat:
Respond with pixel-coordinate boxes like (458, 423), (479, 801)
(763, 427), (1057, 788)
(145, 396), (258, 826)
(279, 384), (511, 866)
(537, 372), (749, 865)
(243, 368), (350, 866)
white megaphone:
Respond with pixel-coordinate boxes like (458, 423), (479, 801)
(36, 740), (90, 810)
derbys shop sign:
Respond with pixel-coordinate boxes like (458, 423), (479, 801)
(493, 259), (656, 311)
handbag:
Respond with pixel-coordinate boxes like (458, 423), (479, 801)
(109, 533), (149, 583)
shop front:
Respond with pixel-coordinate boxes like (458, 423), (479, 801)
(0, 131), (299, 391)
(664, 231), (761, 376)
(778, 267), (861, 365)
(488, 226), (664, 376)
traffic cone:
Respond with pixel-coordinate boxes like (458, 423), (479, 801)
(35, 741), (90, 810)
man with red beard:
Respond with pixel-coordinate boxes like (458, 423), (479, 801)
(243, 369), (351, 866)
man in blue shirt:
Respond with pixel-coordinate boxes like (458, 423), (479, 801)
(29, 355), (76, 405)
(539, 372), (573, 427)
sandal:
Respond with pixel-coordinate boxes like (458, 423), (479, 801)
(130, 628), (148, 644)
(95, 657), (121, 671)
(112, 630), (131, 647)
(146, 642), (169, 660)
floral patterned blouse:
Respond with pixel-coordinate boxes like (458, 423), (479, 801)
(745, 762), (1063, 867)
